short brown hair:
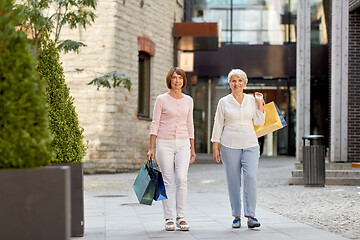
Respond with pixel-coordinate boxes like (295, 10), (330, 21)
(166, 67), (187, 89)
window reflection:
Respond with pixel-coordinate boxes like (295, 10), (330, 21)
(311, 0), (328, 44)
(193, 0), (298, 45)
(193, 0), (327, 45)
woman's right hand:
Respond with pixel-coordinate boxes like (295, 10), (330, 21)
(147, 135), (156, 161)
(147, 148), (155, 161)
(212, 143), (220, 163)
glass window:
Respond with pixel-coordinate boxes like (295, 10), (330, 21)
(232, 10), (261, 30)
(310, 0), (328, 44)
(194, 0), (230, 4)
(138, 52), (151, 119)
(232, 30), (258, 44)
(193, 0), (299, 45)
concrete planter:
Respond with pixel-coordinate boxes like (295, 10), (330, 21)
(0, 166), (71, 240)
(53, 162), (84, 237)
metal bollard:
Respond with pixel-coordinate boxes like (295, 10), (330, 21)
(302, 135), (325, 187)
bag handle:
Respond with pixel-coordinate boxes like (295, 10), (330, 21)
(146, 158), (154, 173)
(149, 157), (159, 171)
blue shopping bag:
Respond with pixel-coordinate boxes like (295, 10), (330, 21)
(275, 103), (287, 128)
(150, 160), (168, 201)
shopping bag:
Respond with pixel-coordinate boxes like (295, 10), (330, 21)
(151, 161), (167, 201)
(253, 101), (287, 138)
(132, 161), (157, 205)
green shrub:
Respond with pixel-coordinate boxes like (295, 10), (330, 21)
(37, 34), (86, 163)
(0, 0), (53, 168)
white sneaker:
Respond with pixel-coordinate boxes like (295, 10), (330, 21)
(176, 218), (189, 231)
(165, 220), (175, 231)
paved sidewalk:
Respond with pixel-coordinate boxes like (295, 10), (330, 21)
(76, 191), (349, 240)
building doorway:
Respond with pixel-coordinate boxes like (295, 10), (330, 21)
(192, 77), (294, 156)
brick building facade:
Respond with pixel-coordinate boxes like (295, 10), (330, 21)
(348, 0), (360, 162)
(59, 0), (185, 173)
(301, 0), (360, 163)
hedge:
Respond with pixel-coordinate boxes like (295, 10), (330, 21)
(0, 0), (53, 168)
(37, 34), (86, 163)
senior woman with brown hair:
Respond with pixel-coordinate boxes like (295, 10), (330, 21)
(147, 67), (196, 231)
(211, 69), (265, 229)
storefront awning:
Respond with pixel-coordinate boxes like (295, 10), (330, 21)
(173, 22), (219, 51)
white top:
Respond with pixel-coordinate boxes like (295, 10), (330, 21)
(211, 93), (266, 149)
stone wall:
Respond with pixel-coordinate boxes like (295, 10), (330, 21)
(59, 0), (184, 173)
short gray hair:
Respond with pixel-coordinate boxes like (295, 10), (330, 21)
(228, 69), (248, 84)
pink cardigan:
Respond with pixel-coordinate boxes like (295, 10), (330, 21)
(150, 93), (194, 140)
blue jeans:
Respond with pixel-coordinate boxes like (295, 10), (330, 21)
(220, 145), (260, 218)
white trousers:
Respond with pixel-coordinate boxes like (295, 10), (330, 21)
(156, 139), (190, 220)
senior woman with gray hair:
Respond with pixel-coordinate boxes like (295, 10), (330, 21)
(211, 69), (265, 229)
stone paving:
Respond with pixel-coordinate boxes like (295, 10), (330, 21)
(73, 156), (358, 240)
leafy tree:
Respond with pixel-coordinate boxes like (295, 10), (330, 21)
(21, 0), (95, 53)
(0, 0), (53, 168)
(19, 0), (131, 90)
(37, 32), (87, 163)
(88, 71), (132, 91)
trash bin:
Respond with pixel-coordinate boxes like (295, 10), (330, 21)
(302, 135), (325, 187)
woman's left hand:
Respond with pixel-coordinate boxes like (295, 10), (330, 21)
(190, 149), (196, 164)
(254, 92), (264, 112)
(254, 92), (263, 102)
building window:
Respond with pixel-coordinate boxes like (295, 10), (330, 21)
(138, 52), (151, 119)
(192, 0), (298, 45)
